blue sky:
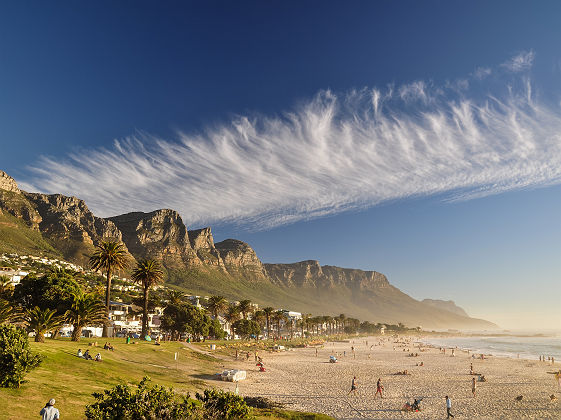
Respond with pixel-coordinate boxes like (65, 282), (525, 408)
(1, 2), (561, 329)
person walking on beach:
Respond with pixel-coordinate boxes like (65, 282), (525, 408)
(40, 398), (59, 420)
(471, 377), (477, 397)
(375, 378), (384, 398)
(445, 396), (454, 418)
(348, 376), (358, 395)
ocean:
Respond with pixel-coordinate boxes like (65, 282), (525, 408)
(421, 334), (561, 361)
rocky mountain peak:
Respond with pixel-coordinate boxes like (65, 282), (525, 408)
(188, 227), (215, 250)
(0, 171), (20, 193)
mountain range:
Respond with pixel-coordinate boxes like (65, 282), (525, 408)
(0, 170), (496, 329)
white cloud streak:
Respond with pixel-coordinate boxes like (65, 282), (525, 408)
(19, 55), (561, 230)
(501, 50), (535, 72)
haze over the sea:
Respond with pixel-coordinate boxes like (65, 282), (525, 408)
(2, 1), (561, 329)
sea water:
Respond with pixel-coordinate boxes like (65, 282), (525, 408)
(421, 334), (561, 361)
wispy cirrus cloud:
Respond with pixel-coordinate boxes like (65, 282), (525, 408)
(501, 50), (535, 72)
(19, 52), (561, 230)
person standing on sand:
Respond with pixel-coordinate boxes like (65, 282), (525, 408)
(40, 398), (59, 420)
(472, 377), (477, 397)
(374, 378), (384, 398)
(348, 376), (358, 395)
(445, 396), (454, 418)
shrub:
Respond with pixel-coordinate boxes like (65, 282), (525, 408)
(0, 325), (42, 388)
(85, 377), (198, 419)
(196, 388), (253, 419)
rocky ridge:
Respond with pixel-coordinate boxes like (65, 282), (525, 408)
(0, 170), (496, 329)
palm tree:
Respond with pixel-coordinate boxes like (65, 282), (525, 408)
(167, 290), (185, 305)
(273, 310), (287, 339)
(301, 313), (311, 338)
(206, 295), (228, 319)
(224, 303), (240, 337)
(0, 275), (13, 300)
(251, 310), (265, 340)
(338, 314), (347, 334)
(66, 292), (107, 341)
(237, 299), (253, 319)
(132, 259), (164, 338)
(262, 307), (274, 339)
(89, 240), (129, 337)
(0, 299), (19, 324)
(24, 307), (65, 342)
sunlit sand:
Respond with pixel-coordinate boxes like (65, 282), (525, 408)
(218, 337), (561, 419)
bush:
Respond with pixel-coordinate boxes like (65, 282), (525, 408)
(0, 325), (42, 388)
(196, 388), (253, 419)
(85, 377), (198, 419)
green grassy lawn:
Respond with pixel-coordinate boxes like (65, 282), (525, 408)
(1, 337), (333, 419)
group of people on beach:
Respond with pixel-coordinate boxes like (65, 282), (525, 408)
(347, 376), (384, 398)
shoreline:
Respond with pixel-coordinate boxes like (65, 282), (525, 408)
(214, 335), (561, 419)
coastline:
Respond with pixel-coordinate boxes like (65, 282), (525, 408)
(215, 336), (561, 419)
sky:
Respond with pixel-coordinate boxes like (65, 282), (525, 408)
(1, 1), (560, 330)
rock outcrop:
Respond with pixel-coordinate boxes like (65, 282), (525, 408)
(265, 260), (389, 290)
(0, 171), (20, 194)
(24, 193), (122, 245)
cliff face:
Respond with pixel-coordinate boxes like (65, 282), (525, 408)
(0, 171), (20, 194)
(265, 260), (390, 290)
(24, 193), (122, 245)
(109, 211), (268, 280)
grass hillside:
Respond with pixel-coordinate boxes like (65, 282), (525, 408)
(1, 338), (332, 420)
(0, 212), (60, 257)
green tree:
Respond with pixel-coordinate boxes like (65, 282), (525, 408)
(0, 275), (13, 300)
(166, 290), (185, 305)
(89, 240), (129, 337)
(262, 307), (274, 339)
(232, 319), (260, 340)
(206, 295), (228, 319)
(12, 271), (81, 314)
(67, 292), (107, 341)
(161, 303), (215, 340)
(224, 303), (240, 338)
(131, 259), (164, 338)
(237, 299), (253, 320)
(273, 310), (287, 339)
(24, 307), (65, 342)
(0, 325), (42, 388)
(0, 299), (19, 325)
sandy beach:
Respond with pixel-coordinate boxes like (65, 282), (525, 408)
(216, 337), (561, 419)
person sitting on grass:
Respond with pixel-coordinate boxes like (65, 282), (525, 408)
(77, 349), (83, 357)
(95, 353), (102, 362)
(83, 349), (93, 360)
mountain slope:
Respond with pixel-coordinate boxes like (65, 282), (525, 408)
(0, 170), (497, 329)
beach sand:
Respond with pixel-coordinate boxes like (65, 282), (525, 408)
(216, 337), (561, 419)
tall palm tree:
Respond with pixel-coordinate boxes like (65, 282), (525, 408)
(301, 313), (311, 338)
(24, 307), (65, 342)
(66, 292), (107, 341)
(131, 259), (164, 338)
(224, 303), (240, 337)
(206, 295), (228, 319)
(338, 313), (347, 334)
(273, 310), (287, 339)
(237, 299), (253, 319)
(0, 275), (13, 300)
(89, 240), (129, 337)
(262, 307), (274, 339)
